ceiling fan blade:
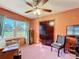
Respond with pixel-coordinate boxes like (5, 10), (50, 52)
(26, 1), (33, 7)
(42, 0), (48, 5)
(25, 10), (33, 13)
(42, 9), (52, 12)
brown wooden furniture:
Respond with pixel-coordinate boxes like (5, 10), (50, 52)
(0, 38), (25, 59)
(65, 36), (76, 52)
(65, 36), (79, 59)
(0, 49), (18, 59)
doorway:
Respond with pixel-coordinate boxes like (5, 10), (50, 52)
(39, 20), (55, 46)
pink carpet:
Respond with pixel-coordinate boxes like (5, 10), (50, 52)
(20, 43), (76, 59)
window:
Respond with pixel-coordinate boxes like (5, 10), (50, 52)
(16, 21), (27, 37)
(3, 18), (14, 38)
(2, 18), (29, 40)
(0, 15), (29, 47)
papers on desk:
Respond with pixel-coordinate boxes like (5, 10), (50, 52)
(2, 44), (19, 52)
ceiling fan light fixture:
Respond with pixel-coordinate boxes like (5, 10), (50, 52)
(33, 9), (41, 15)
(36, 9), (41, 15)
(33, 10), (37, 15)
(25, 0), (52, 15)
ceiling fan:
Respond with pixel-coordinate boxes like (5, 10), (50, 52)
(25, 0), (52, 15)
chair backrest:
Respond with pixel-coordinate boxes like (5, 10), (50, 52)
(57, 35), (65, 45)
(76, 37), (79, 48)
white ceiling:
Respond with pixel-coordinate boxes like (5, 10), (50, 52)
(0, 0), (79, 19)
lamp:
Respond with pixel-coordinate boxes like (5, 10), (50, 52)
(48, 21), (54, 26)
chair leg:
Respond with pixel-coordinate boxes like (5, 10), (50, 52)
(58, 48), (62, 57)
(58, 49), (60, 57)
(58, 47), (64, 57)
(64, 48), (65, 53)
(51, 46), (52, 52)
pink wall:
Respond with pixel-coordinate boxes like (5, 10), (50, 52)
(34, 8), (79, 43)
